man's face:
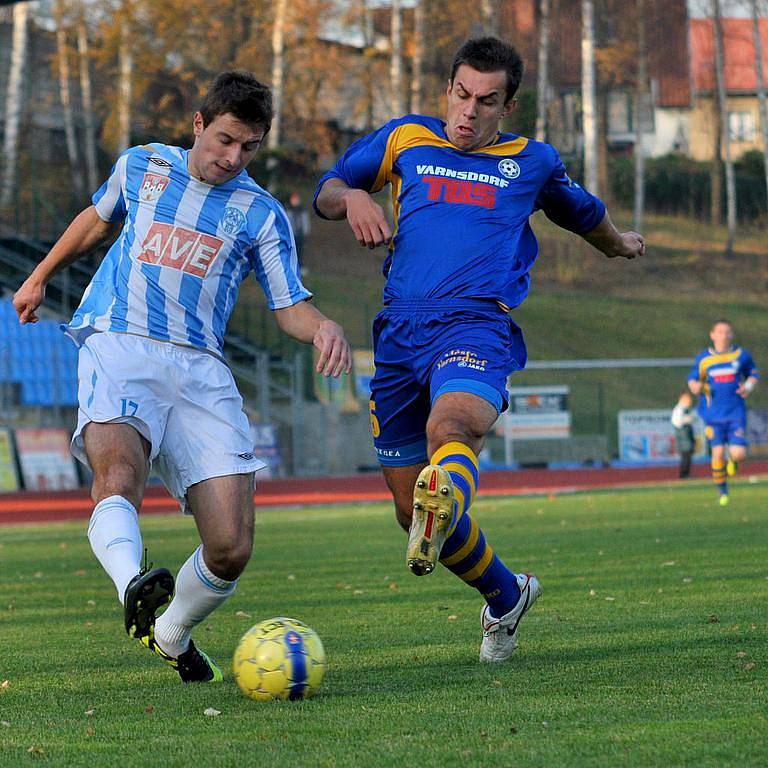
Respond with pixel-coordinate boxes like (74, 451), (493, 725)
(189, 112), (265, 185)
(710, 322), (733, 352)
(445, 65), (516, 151)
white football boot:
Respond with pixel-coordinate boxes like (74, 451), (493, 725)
(479, 573), (541, 662)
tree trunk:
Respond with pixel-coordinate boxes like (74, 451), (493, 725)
(268, 0), (287, 150)
(481, 0), (497, 35)
(713, 0), (736, 256)
(633, 0), (647, 233)
(535, 0), (551, 143)
(410, 0), (425, 114)
(581, 0), (599, 193)
(710, 96), (723, 226)
(117, 7), (133, 154)
(390, 0), (404, 116)
(750, 0), (768, 211)
(1, 1), (30, 209)
(76, 8), (99, 192)
(359, 0), (375, 130)
(54, 0), (85, 196)
(597, 88), (610, 202)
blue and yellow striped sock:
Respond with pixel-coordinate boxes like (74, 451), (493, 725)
(712, 457), (728, 495)
(433, 442), (521, 618)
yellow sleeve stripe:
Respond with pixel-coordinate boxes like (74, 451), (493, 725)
(457, 544), (494, 582)
(371, 123), (529, 192)
(440, 516), (479, 567)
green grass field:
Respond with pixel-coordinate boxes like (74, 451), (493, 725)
(1, 481), (767, 767)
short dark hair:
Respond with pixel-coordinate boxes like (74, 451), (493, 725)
(199, 71), (273, 133)
(711, 318), (732, 330)
(450, 37), (524, 102)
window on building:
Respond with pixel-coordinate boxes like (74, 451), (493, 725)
(728, 111), (755, 142)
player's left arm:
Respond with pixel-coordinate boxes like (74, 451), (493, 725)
(581, 211), (645, 260)
(736, 352), (759, 398)
(274, 301), (352, 378)
(536, 147), (644, 260)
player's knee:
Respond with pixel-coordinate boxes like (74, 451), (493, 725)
(90, 462), (145, 507)
(204, 539), (252, 581)
(426, 417), (483, 452)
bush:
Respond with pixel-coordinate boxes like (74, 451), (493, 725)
(609, 152), (767, 222)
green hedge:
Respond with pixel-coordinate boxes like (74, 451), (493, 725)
(609, 151), (768, 222)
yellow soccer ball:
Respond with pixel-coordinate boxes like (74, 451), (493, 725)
(233, 617), (327, 701)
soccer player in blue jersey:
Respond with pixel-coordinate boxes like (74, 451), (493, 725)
(13, 72), (351, 683)
(688, 319), (759, 506)
(315, 37), (644, 662)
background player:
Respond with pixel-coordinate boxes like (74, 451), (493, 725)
(688, 319), (759, 505)
(314, 37), (644, 662)
(13, 71), (351, 683)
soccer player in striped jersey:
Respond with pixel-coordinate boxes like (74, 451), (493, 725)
(315, 38), (644, 662)
(688, 319), (759, 506)
(13, 71), (351, 683)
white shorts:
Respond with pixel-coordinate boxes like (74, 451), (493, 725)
(72, 332), (265, 512)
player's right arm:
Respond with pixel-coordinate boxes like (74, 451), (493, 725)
(687, 355), (704, 396)
(314, 179), (391, 248)
(314, 119), (404, 249)
(13, 206), (121, 324)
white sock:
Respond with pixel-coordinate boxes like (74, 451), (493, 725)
(154, 545), (237, 658)
(87, 495), (143, 604)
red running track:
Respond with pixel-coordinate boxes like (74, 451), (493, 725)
(2, 460), (766, 525)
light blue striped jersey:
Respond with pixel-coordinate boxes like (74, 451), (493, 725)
(67, 142), (311, 355)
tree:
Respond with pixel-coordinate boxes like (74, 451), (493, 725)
(76, 4), (99, 192)
(117, 1), (134, 153)
(713, 0), (736, 255)
(581, 0), (599, 193)
(749, 0), (768, 210)
(268, 0), (288, 149)
(1, 1), (30, 209)
(390, 0), (404, 115)
(633, 0), (647, 232)
(481, 0), (497, 34)
(535, 0), (551, 143)
(54, 0), (85, 196)
(410, 0), (425, 113)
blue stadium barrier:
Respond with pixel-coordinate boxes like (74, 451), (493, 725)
(0, 299), (79, 406)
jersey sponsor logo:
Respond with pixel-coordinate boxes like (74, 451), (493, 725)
(220, 206), (246, 236)
(139, 172), (170, 202)
(422, 176), (497, 209)
(498, 158), (520, 179)
(711, 372), (736, 383)
(149, 156), (172, 168)
(137, 222), (224, 278)
(416, 164), (509, 189)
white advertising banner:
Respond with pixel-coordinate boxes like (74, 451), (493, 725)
(618, 409), (707, 463)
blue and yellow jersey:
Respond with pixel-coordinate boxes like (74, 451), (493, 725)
(688, 346), (759, 422)
(314, 114), (605, 309)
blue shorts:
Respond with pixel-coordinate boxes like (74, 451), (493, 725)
(704, 420), (747, 448)
(368, 299), (526, 466)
